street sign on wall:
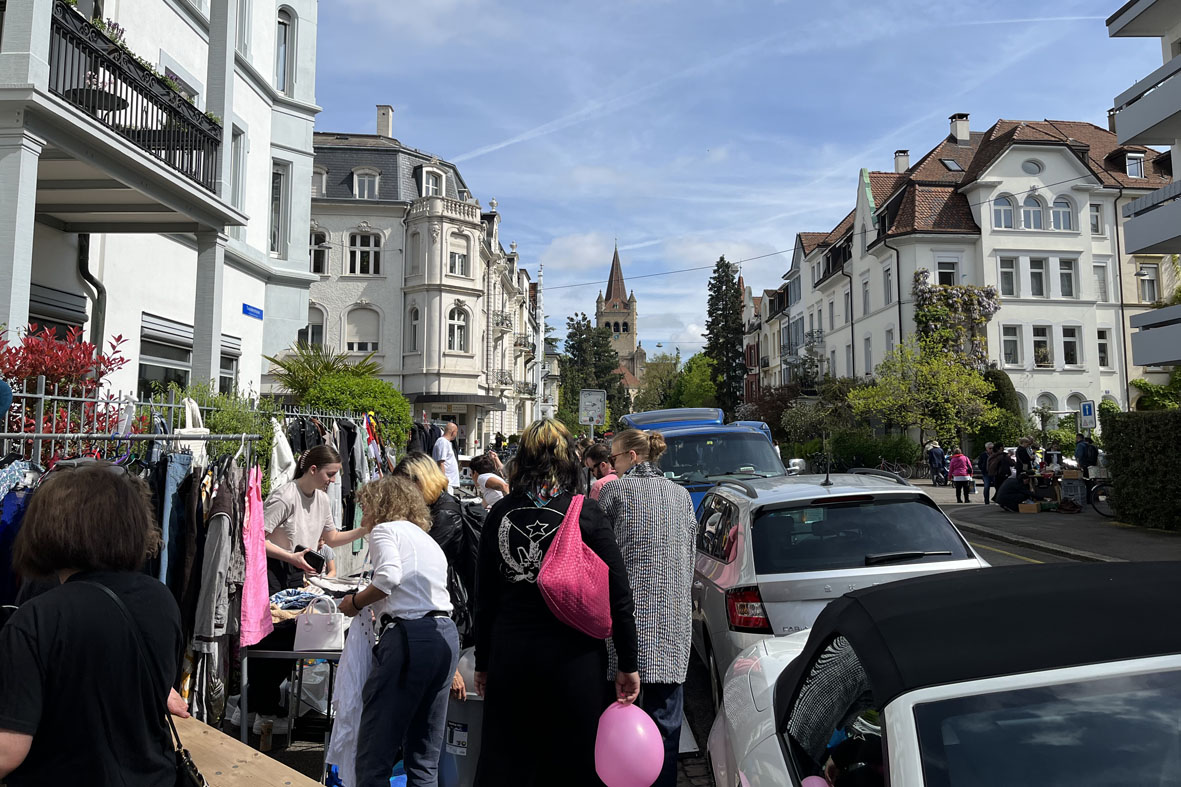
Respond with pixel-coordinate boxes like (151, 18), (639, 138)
(578, 389), (607, 426)
(1079, 400), (1097, 430)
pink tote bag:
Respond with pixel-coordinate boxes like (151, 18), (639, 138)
(537, 494), (613, 639)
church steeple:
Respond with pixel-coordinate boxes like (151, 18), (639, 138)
(604, 244), (627, 306)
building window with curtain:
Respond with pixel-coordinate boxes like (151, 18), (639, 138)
(348, 233), (381, 275)
(1022, 196), (1044, 230)
(1051, 198), (1073, 230)
(883, 267), (893, 304)
(993, 196), (1014, 229)
(424, 171), (442, 197)
(448, 307), (469, 352)
(346, 307), (379, 352)
(1139, 264), (1160, 303)
(1097, 329), (1112, 368)
(218, 355), (239, 394)
(235, 0), (250, 55)
(297, 306), (324, 347)
(999, 258), (1016, 296)
(270, 163), (288, 255)
(137, 340), (191, 400)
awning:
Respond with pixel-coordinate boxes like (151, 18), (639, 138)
(406, 393), (507, 411)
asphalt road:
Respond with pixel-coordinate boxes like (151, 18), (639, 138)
(967, 534), (1072, 565)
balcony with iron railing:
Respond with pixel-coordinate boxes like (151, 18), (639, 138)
(492, 311), (514, 332)
(804, 329), (825, 346)
(47, 2), (222, 191)
(515, 382), (537, 396)
(493, 370), (514, 387)
(513, 333), (536, 355)
(760, 356), (770, 368)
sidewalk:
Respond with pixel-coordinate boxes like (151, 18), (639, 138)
(920, 482), (1181, 563)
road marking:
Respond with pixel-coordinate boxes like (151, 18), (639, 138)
(970, 541), (1043, 564)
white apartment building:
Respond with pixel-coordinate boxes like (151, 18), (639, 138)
(0, 0), (319, 395)
(1109, 0), (1181, 364)
(781, 113), (1175, 414)
(304, 108), (541, 451)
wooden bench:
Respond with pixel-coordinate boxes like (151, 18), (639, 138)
(174, 716), (322, 786)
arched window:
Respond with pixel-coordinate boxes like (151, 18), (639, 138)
(407, 306), (420, 352)
(448, 307), (469, 352)
(1066, 393), (1085, 413)
(1022, 196), (1044, 230)
(1036, 392), (1057, 411)
(297, 304), (324, 347)
(424, 171), (442, 197)
(993, 196), (1014, 229)
(345, 307), (379, 352)
(348, 232), (381, 275)
(1051, 198), (1073, 231)
(275, 9), (294, 95)
(353, 168), (379, 200)
(622, 321), (629, 333)
(613, 322), (620, 334)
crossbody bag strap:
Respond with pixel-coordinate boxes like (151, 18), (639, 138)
(77, 581), (184, 750)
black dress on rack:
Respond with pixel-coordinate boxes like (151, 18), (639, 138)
(473, 491), (638, 786)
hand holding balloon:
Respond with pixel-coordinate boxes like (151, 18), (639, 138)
(596, 703), (664, 787)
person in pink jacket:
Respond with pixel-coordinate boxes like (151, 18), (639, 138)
(949, 448), (974, 503)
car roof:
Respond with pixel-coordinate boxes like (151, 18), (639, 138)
(773, 562), (1181, 720)
(713, 472), (913, 503)
(621, 408), (724, 430)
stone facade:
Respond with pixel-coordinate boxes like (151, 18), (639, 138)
(595, 246), (646, 388)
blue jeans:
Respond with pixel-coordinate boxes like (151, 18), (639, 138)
(639, 683), (684, 787)
(981, 474), (992, 503)
(356, 615), (460, 787)
(157, 452), (192, 584)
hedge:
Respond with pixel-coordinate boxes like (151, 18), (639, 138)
(780, 429), (919, 467)
(1102, 410), (1181, 530)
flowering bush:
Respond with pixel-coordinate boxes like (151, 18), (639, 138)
(912, 270), (1000, 368)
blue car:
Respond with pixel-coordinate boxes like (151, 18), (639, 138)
(619, 408), (786, 509)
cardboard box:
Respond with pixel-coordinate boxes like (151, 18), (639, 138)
(1062, 469), (1081, 479)
(1018, 503), (1040, 514)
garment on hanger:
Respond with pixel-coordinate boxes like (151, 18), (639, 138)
(0, 485), (32, 605)
(240, 466), (272, 648)
(325, 612), (377, 787)
(271, 418), (295, 490)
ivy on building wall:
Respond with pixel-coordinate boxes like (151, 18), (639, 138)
(912, 269), (1001, 368)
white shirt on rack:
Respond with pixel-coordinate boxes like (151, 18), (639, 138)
(367, 520), (453, 621)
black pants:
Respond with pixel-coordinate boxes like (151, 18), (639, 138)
(955, 480), (972, 502)
(245, 621), (296, 715)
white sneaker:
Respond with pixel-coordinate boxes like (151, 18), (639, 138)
(252, 714), (291, 736)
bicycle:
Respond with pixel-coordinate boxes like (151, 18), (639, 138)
(876, 457), (914, 479)
(1090, 481), (1116, 518)
(913, 462), (931, 479)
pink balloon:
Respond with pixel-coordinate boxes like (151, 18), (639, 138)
(801, 777), (830, 787)
(595, 703), (664, 787)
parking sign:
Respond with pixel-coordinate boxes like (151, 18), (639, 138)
(1079, 400), (1097, 430)
(578, 389), (607, 426)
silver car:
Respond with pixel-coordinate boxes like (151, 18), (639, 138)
(691, 471), (987, 706)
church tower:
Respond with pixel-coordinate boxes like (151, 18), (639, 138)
(596, 245), (645, 390)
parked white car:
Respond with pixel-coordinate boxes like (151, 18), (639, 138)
(691, 471), (987, 707)
(707, 561), (1181, 786)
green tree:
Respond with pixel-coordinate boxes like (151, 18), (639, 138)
(670, 353), (717, 408)
(264, 343), (379, 401)
(737, 383), (802, 440)
(631, 352), (681, 412)
(303, 373), (412, 445)
(780, 401), (831, 444)
(983, 368), (1022, 416)
(557, 313), (627, 432)
(703, 256), (745, 416)
(849, 338), (1001, 442)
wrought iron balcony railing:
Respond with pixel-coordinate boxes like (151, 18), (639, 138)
(492, 311), (514, 331)
(493, 370), (514, 386)
(513, 333), (536, 354)
(515, 382), (537, 396)
(48, 2), (222, 191)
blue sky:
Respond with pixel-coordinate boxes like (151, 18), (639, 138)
(315, 0), (1163, 358)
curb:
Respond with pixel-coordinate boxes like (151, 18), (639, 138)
(950, 517), (1124, 563)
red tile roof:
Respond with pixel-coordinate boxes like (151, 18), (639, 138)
(823, 209), (856, 245)
(868, 171), (907, 205)
(615, 365), (640, 388)
(798, 232), (830, 254)
(888, 185), (979, 236)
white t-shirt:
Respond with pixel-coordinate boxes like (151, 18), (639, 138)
(263, 481), (337, 552)
(368, 520), (453, 620)
(433, 436), (460, 490)
(477, 472), (505, 509)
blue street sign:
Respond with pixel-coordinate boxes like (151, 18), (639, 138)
(242, 304), (264, 320)
(1080, 400), (1097, 429)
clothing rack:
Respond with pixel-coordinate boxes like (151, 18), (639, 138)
(0, 432), (262, 469)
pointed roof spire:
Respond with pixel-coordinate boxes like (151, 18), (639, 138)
(605, 244), (627, 304)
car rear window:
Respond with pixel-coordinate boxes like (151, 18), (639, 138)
(661, 432), (785, 482)
(750, 495), (971, 574)
(914, 668), (1181, 786)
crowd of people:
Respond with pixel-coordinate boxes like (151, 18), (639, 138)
(0, 417), (698, 787)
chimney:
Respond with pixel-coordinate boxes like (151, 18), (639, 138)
(894, 149), (910, 173)
(376, 105), (394, 138)
(950, 113), (970, 146)
(1107, 108), (1118, 133)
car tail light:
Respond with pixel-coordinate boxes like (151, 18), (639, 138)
(726, 586), (772, 634)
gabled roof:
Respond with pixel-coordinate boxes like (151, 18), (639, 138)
(822, 210), (855, 245)
(906, 131), (988, 183)
(798, 232), (829, 254)
(614, 365), (640, 388)
(888, 185), (979, 237)
(868, 171), (906, 205)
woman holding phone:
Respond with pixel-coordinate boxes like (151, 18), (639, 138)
(249, 445), (367, 736)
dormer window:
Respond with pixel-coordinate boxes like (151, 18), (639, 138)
(353, 169), (379, 200)
(424, 171), (442, 197)
(940, 159), (963, 171)
(1126, 153), (1145, 179)
(311, 168), (327, 198)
